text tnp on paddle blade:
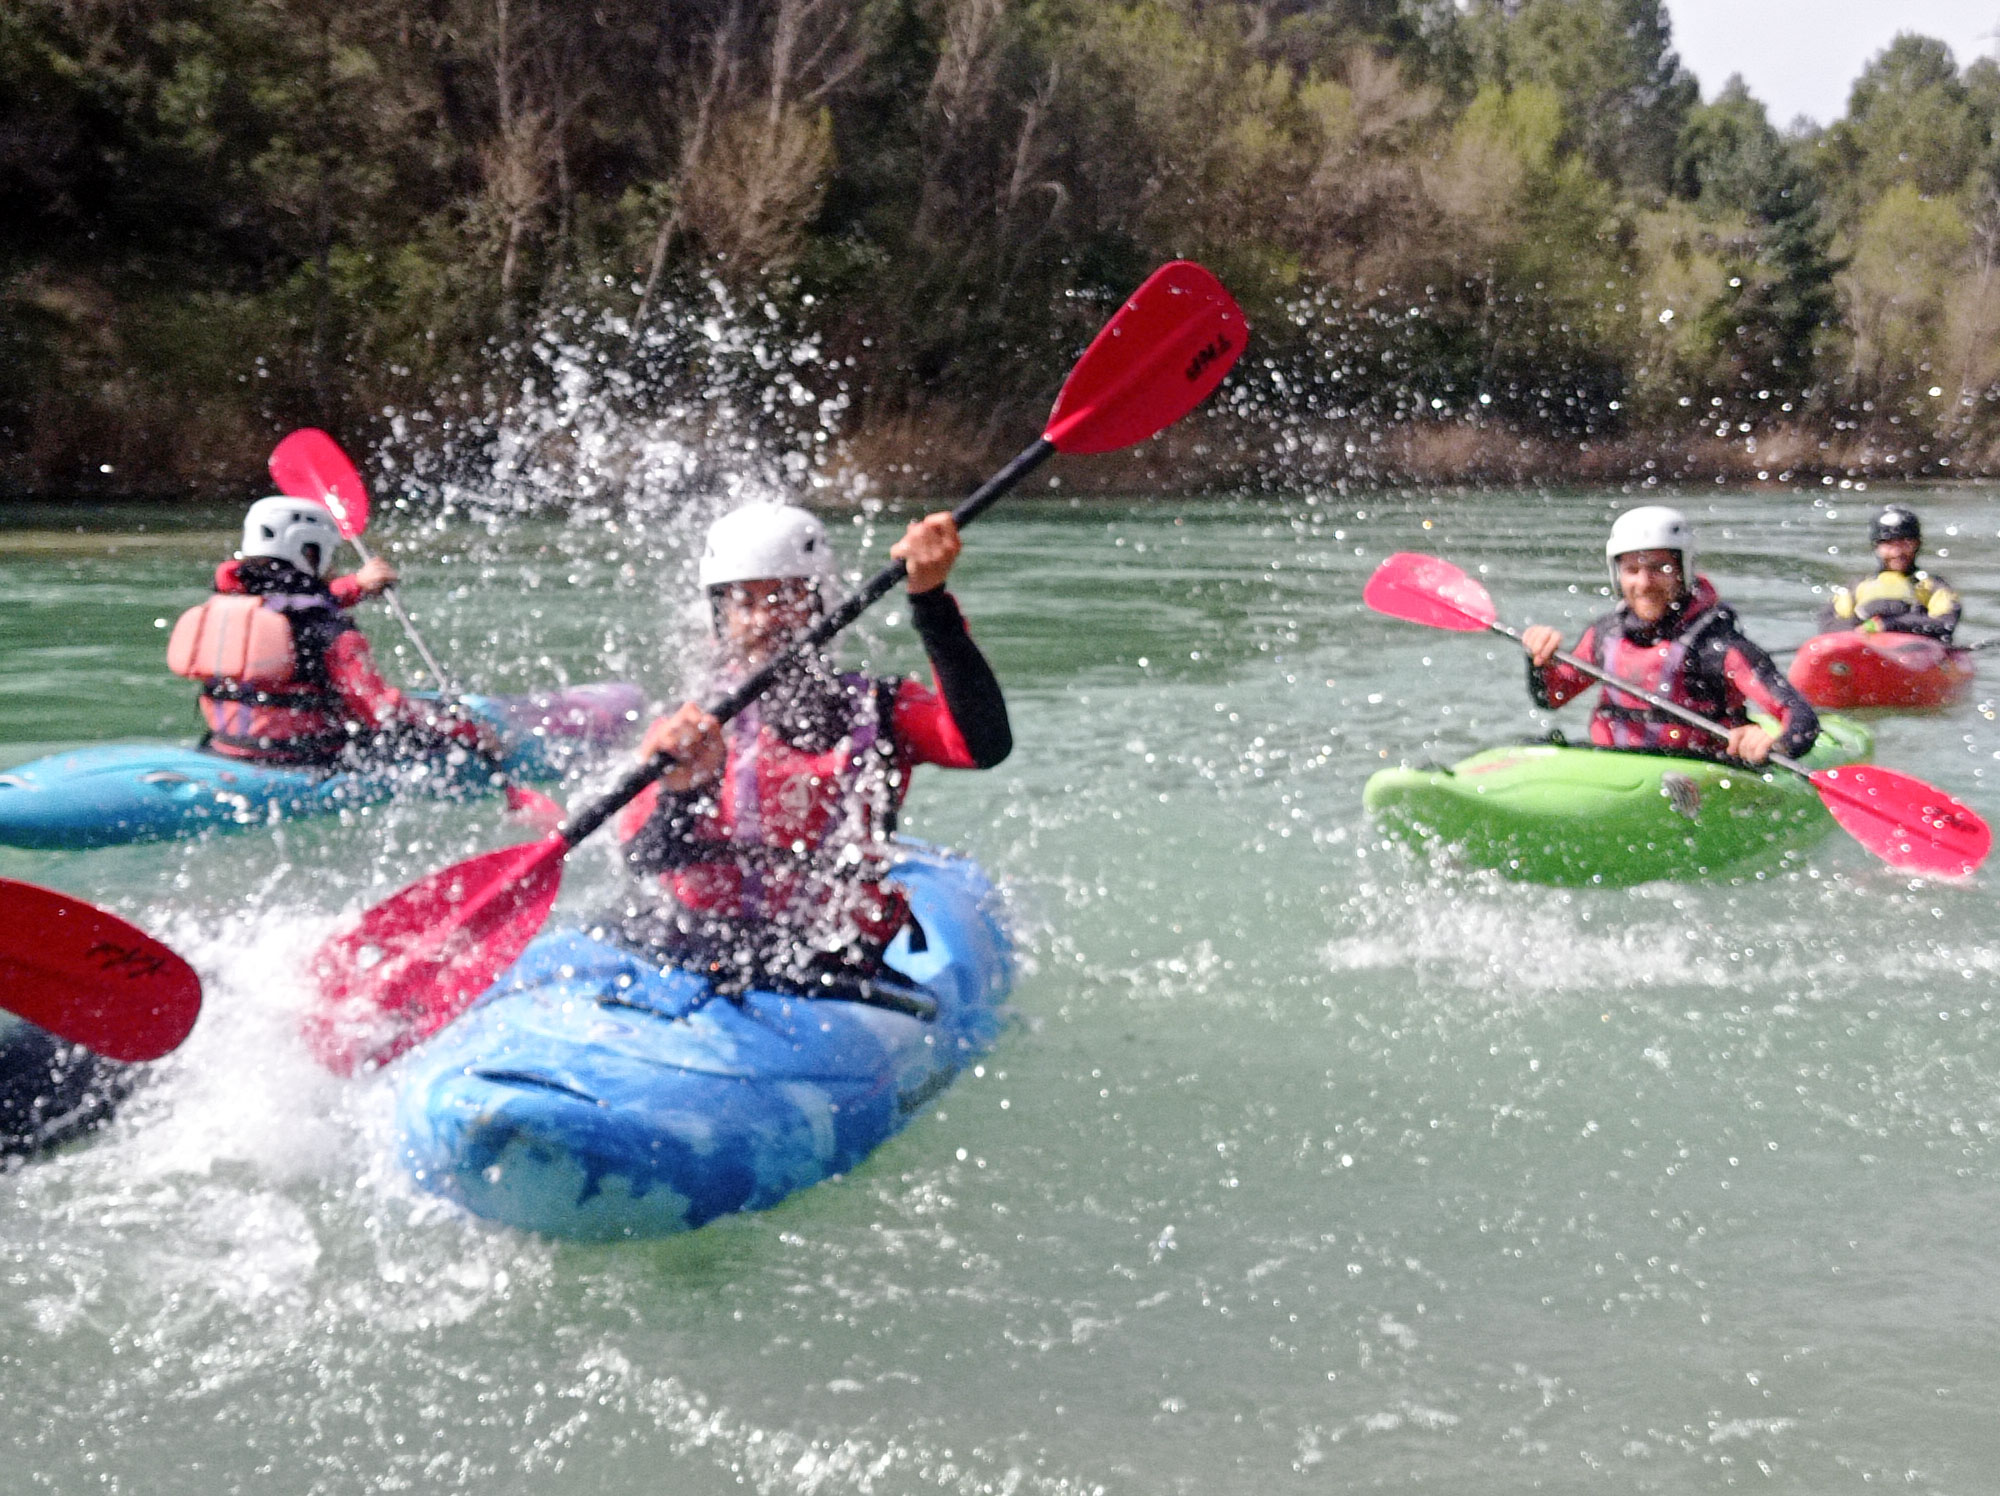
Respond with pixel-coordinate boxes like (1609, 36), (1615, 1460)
(1043, 261), (1245, 454)
(0, 878), (202, 1062)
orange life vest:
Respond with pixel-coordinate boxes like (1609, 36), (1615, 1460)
(167, 594), (295, 685)
(167, 594), (348, 761)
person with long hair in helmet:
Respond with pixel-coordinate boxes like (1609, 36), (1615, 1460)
(1519, 506), (1819, 765)
(167, 496), (489, 766)
(611, 502), (1012, 997)
(1818, 506), (1960, 641)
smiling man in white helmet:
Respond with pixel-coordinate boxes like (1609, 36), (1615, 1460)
(166, 496), (485, 766)
(611, 502), (1011, 995)
(1518, 505), (1817, 766)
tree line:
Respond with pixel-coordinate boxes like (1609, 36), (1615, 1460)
(4, 0), (1999, 496)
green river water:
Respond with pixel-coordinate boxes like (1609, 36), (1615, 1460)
(4, 484), (2000, 1493)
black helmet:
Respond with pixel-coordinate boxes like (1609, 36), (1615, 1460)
(1870, 507), (1921, 545)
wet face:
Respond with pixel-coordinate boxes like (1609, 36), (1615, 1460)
(1615, 548), (1685, 624)
(1875, 537), (1918, 573)
(713, 577), (819, 665)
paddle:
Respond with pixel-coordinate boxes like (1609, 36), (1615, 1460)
(303, 259), (1247, 1074)
(270, 428), (457, 692)
(1364, 552), (1993, 878)
(0, 879), (202, 1061)
(269, 428), (562, 829)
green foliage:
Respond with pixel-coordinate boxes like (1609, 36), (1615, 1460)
(1673, 76), (1781, 216)
(1463, 0), (1696, 193)
(2, 1), (2000, 490)
(1842, 183), (1970, 409)
(1824, 34), (1988, 210)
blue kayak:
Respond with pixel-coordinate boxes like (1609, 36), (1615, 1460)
(0, 684), (643, 850)
(395, 846), (1012, 1240)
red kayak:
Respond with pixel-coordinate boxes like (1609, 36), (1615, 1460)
(1788, 630), (1975, 710)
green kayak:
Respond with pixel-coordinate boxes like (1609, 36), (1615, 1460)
(1363, 715), (1874, 886)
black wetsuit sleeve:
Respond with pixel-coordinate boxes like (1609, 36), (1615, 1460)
(1892, 612), (1958, 640)
(1892, 579), (1960, 639)
(622, 789), (715, 874)
(1527, 654), (1554, 708)
(909, 587), (1012, 767)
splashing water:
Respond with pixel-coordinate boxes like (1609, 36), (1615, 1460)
(7, 446), (2000, 1487)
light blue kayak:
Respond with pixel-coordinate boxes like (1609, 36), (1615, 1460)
(395, 846), (1012, 1240)
(0, 683), (643, 849)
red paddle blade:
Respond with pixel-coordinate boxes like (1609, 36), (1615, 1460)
(504, 785), (567, 833)
(1808, 765), (1992, 878)
(303, 836), (568, 1074)
(1363, 552), (1499, 633)
(0, 878), (201, 1062)
(269, 427), (371, 539)
(1043, 261), (1246, 454)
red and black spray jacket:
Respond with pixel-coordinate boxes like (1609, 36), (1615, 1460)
(175, 558), (435, 764)
(1529, 575), (1820, 760)
(618, 588), (1012, 952)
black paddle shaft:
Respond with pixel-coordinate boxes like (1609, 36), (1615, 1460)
(559, 436), (1057, 847)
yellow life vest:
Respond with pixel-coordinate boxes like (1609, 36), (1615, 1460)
(1831, 569), (1956, 625)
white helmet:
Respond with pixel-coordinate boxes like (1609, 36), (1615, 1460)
(697, 502), (836, 591)
(241, 496), (343, 577)
(1605, 505), (1695, 586)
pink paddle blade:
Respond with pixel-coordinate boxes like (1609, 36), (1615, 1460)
(503, 785), (567, 832)
(1363, 552), (1499, 633)
(269, 428), (371, 539)
(0, 878), (201, 1062)
(303, 837), (568, 1074)
(1809, 764), (1992, 878)
(1043, 261), (1247, 455)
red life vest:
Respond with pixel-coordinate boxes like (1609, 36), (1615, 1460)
(167, 594), (349, 761)
(1592, 601), (1735, 753)
(626, 678), (911, 947)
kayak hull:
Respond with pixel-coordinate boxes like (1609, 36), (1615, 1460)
(395, 846), (1011, 1240)
(0, 683), (642, 850)
(1788, 631), (1974, 710)
(1364, 715), (1873, 886)
(0, 1017), (133, 1158)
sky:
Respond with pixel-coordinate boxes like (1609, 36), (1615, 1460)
(1665, 0), (2000, 127)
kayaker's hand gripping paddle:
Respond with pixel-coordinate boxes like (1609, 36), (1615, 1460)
(1364, 552), (1992, 879)
(0, 878), (202, 1061)
(305, 261), (1248, 1073)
